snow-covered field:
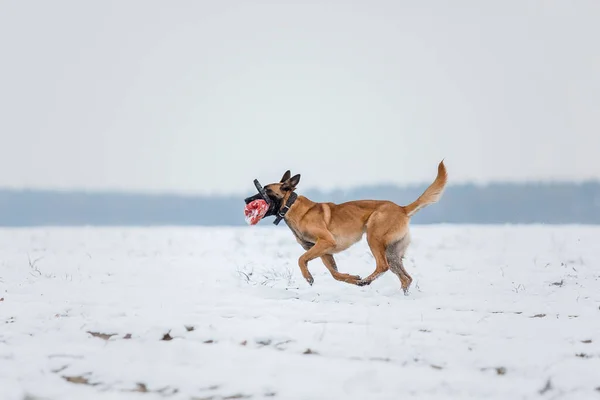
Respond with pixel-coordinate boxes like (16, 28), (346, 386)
(1, 225), (599, 400)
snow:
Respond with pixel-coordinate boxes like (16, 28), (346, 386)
(1, 224), (599, 400)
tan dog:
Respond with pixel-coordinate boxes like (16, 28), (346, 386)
(261, 160), (447, 294)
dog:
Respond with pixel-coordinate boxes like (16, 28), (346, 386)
(256, 160), (447, 294)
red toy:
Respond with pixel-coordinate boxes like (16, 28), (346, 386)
(244, 199), (269, 225)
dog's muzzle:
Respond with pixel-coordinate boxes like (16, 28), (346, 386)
(244, 179), (281, 218)
(244, 179), (270, 205)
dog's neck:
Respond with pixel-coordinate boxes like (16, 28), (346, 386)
(273, 191), (299, 225)
(279, 194), (315, 225)
(279, 195), (319, 243)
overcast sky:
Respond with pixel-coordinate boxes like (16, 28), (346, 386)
(0, 0), (598, 195)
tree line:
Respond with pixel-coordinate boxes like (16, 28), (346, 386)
(1, 181), (599, 226)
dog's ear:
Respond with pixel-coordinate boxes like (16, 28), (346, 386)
(282, 174), (301, 191)
(280, 170), (291, 183)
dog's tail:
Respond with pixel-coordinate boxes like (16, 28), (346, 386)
(403, 160), (448, 218)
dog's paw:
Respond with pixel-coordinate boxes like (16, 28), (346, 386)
(356, 279), (371, 287)
(305, 275), (314, 286)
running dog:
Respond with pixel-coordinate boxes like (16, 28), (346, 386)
(249, 160), (447, 294)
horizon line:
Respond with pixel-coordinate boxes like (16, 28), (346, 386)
(1, 177), (599, 198)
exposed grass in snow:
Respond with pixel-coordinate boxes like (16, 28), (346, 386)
(1, 225), (599, 400)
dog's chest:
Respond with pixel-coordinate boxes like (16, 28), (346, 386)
(285, 221), (316, 248)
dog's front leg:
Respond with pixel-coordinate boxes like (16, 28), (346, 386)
(321, 255), (362, 285)
(298, 237), (336, 285)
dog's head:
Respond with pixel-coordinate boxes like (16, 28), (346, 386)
(244, 170), (301, 218)
(263, 170), (301, 202)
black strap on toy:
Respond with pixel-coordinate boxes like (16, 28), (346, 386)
(253, 179), (271, 205)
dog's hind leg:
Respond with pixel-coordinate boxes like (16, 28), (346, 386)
(386, 235), (413, 295)
(320, 254), (361, 284)
(356, 225), (391, 287)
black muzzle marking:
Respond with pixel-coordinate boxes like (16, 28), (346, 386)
(244, 179), (282, 219)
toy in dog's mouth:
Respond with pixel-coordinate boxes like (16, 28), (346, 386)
(244, 199), (269, 225)
(243, 179), (281, 225)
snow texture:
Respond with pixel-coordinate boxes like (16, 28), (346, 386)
(1, 225), (599, 400)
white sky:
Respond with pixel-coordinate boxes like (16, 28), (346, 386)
(1, 0), (599, 195)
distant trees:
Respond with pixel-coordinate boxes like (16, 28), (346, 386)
(1, 181), (599, 226)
